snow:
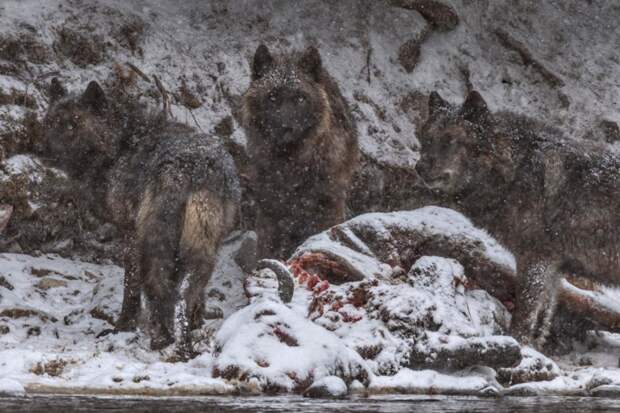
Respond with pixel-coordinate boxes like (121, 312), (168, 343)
(0, 378), (25, 397)
(3, 218), (620, 397)
(305, 376), (348, 398)
(0, 251), (233, 395)
(370, 369), (491, 395)
(214, 297), (368, 391)
(294, 207), (516, 278)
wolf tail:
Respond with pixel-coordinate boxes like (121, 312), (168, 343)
(136, 166), (234, 355)
(135, 168), (191, 350)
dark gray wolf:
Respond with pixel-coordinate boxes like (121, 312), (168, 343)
(241, 45), (359, 259)
(44, 79), (240, 355)
(416, 90), (620, 347)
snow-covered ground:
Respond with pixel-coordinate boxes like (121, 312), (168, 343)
(3, 208), (620, 397)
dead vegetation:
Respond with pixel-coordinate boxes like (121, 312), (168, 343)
(0, 31), (50, 65)
(177, 78), (202, 109)
(0, 275), (14, 291)
(0, 110), (46, 157)
(0, 88), (37, 109)
(495, 28), (565, 88)
(0, 307), (57, 323)
(53, 25), (106, 67)
(30, 359), (69, 377)
(113, 17), (147, 56)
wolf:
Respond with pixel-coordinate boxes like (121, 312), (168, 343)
(241, 44), (359, 259)
(43, 79), (240, 355)
(416, 90), (620, 347)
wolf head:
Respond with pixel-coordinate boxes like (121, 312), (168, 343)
(242, 45), (330, 151)
(416, 91), (514, 199)
(43, 79), (119, 176)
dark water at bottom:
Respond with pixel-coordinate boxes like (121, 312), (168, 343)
(2, 394), (620, 413)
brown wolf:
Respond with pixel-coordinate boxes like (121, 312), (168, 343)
(241, 45), (359, 259)
(416, 90), (620, 347)
(43, 79), (240, 355)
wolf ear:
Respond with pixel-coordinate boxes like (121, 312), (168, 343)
(252, 44), (273, 81)
(299, 45), (322, 82)
(80, 81), (107, 113)
(49, 78), (66, 103)
(460, 90), (492, 126)
(428, 91), (450, 118)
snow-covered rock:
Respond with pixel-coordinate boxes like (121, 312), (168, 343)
(303, 376), (348, 399)
(292, 207), (517, 303)
(497, 347), (560, 386)
(213, 297), (369, 392)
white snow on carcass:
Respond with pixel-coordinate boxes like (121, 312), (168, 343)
(214, 296), (368, 391)
(303, 255), (511, 376)
(294, 206), (516, 279)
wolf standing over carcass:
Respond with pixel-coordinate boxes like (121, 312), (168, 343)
(241, 45), (359, 259)
(415, 90), (620, 348)
(43, 79), (240, 355)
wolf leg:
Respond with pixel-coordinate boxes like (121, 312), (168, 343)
(136, 180), (187, 351)
(510, 260), (561, 347)
(115, 235), (141, 331)
(175, 192), (233, 359)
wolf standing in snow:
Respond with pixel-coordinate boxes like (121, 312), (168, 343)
(241, 45), (359, 259)
(416, 90), (620, 347)
(43, 79), (240, 355)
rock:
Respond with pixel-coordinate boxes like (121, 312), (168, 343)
(497, 347), (559, 386)
(0, 325), (9, 335)
(30, 267), (55, 277)
(53, 26), (105, 67)
(0, 308), (56, 323)
(42, 238), (74, 254)
(478, 386), (501, 397)
(586, 373), (614, 392)
(35, 277), (68, 290)
(503, 385), (542, 397)
(398, 37), (423, 73)
(0, 275), (14, 291)
(409, 336), (522, 370)
(600, 119), (620, 144)
(89, 307), (115, 325)
(204, 306), (224, 320)
(590, 384), (620, 397)
(233, 231), (258, 273)
(27, 326), (41, 337)
(207, 288), (226, 302)
(304, 376), (348, 399)
(0, 378), (25, 397)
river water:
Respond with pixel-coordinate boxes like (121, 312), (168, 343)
(1, 395), (620, 412)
